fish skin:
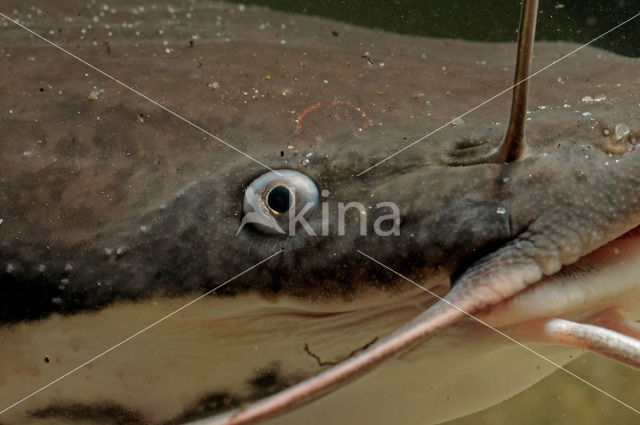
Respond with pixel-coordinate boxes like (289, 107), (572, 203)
(2, 1), (639, 322)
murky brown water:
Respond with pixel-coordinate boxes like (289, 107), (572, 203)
(445, 354), (640, 424)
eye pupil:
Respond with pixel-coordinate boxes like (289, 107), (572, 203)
(267, 185), (291, 214)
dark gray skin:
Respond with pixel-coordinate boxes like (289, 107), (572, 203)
(1, 0), (640, 424)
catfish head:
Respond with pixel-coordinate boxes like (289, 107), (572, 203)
(1, 1), (640, 425)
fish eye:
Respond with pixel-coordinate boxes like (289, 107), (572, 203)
(242, 170), (319, 235)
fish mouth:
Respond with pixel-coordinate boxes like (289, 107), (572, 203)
(254, 222), (640, 333)
(303, 221), (640, 345)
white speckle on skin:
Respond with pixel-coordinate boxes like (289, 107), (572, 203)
(496, 207), (507, 215)
(88, 88), (104, 100)
(582, 94), (606, 103)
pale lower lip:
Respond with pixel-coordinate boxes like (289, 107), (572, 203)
(479, 224), (640, 328)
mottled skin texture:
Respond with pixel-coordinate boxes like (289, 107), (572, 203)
(1, 1), (640, 424)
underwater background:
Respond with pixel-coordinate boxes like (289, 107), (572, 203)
(226, 0), (640, 57)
